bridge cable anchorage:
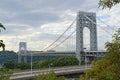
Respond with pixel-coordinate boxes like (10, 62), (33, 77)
(83, 15), (112, 36)
(50, 29), (76, 50)
(42, 19), (76, 51)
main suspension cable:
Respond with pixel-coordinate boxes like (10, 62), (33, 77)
(84, 15), (112, 36)
(50, 29), (76, 50)
(42, 19), (76, 51)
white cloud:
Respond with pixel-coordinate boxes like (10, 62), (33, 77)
(0, 0), (119, 52)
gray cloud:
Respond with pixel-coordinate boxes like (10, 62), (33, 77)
(0, 0), (119, 51)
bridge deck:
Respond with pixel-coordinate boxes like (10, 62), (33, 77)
(19, 51), (107, 57)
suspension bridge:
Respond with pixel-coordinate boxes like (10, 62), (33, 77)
(17, 11), (114, 63)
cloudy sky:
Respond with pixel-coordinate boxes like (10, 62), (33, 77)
(0, 0), (120, 52)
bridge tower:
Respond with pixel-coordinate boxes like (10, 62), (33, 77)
(18, 42), (27, 63)
(76, 11), (98, 63)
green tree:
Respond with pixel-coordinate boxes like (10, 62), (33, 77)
(34, 71), (65, 80)
(15, 62), (31, 70)
(0, 68), (12, 80)
(2, 56), (79, 70)
(99, 0), (120, 9)
(33, 56), (79, 69)
(0, 23), (6, 51)
(3, 61), (31, 70)
(80, 28), (120, 80)
(3, 61), (17, 69)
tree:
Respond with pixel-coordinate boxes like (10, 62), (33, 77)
(0, 68), (12, 80)
(80, 28), (120, 80)
(0, 40), (5, 51)
(3, 61), (16, 69)
(15, 62), (31, 70)
(0, 23), (5, 31)
(99, 0), (120, 9)
(0, 23), (6, 51)
(33, 56), (79, 68)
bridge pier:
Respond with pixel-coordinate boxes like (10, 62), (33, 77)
(18, 53), (21, 63)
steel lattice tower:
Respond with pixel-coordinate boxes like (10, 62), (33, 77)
(76, 11), (98, 63)
(18, 42), (27, 63)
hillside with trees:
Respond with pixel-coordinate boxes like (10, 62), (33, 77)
(80, 28), (120, 80)
(0, 51), (17, 65)
(3, 56), (79, 70)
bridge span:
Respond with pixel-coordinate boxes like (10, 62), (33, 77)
(21, 50), (107, 57)
(10, 65), (91, 80)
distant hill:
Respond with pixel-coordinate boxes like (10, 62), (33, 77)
(0, 51), (18, 65)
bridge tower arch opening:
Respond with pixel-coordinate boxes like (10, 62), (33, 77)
(83, 27), (90, 50)
(76, 11), (98, 63)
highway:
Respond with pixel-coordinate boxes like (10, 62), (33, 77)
(10, 65), (91, 80)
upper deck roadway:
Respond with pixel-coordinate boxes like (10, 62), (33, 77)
(10, 65), (91, 80)
(20, 51), (107, 57)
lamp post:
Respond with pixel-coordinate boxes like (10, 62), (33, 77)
(49, 63), (53, 71)
(30, 52), (33, 75)
(84, 48), (87, 68)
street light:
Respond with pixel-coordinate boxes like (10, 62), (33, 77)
(84, 48), (87, 68)
(49, 63), (53, 71)
(30, 52), (33, 75)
